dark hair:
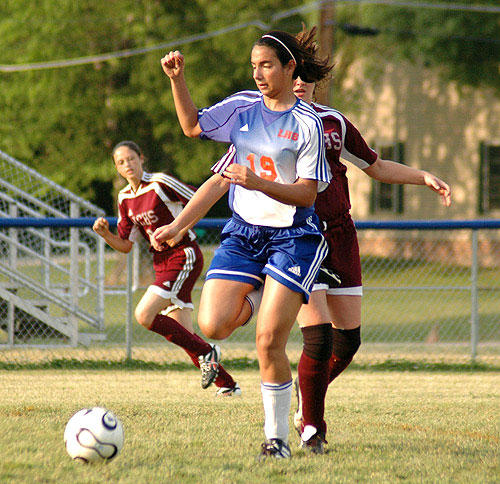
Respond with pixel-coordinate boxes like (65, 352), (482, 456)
(111, 140), (142, 158)
(296, 25), (334, 89)
(255, 29), (332, 83)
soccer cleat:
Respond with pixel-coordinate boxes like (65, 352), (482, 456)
(300, 425), (327, 455)
(258, 438), (291, 461)
(215, 382), (242, 397)
(199, 344), (221, 389)
(293, 377), (303, 436)
(317, 266), (342, 288)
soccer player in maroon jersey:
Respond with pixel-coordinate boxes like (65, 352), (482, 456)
(92, 140), (240, 396)
(291, 28), (452, 453)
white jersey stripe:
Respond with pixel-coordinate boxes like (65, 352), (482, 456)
(302, 234), (328, 289)
(294, 104), (327, 180)
(327, 286), (363, 296)
(198, 91), (261, 116)
(206, 268), (265, 284)
(143, 172), (195, 200)
(264, 264), (310, 295)
(119, 174), (194, 201)
(211, 144), (236, 174)
(172, 246), (196, 294)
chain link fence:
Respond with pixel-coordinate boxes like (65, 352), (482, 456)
(1, 219), (499, 367)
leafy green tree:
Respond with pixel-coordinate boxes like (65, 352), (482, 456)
(2, 1), (495, 216)
(0, 0), (304, 215)
(335, 1), (500, 93)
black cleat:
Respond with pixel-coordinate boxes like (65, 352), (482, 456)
(300, 425), (327, 455)
(258, 438), (291, 461)
(215, 382), (242, 397)
(198, 344), (220, 389)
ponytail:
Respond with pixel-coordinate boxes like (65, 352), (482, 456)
(256, 29), (333, 83)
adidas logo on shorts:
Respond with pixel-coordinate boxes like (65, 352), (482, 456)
(288, 266), (301, 276)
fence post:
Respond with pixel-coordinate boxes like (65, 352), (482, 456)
(96, 237), (105, 330)
(470, 229), (479, 360)
(8, 205), (17, 272)
(125, 249), (134, 361)
(69, 203), (79, 346)
(7, 205), (17, 345)
(44, 227), (51, 289)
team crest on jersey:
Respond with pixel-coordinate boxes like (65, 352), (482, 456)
(288, 266), (301, 276)
(278, 129), (299, 141)
(163, 281), (171, 288)
(240, 124), (249, 132)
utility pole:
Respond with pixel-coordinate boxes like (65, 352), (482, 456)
(316, 0), (335, 105)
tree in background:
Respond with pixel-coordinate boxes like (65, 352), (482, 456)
(333, 1), (500, 95)
(0, 0), (305, 215)
(0, 1), (498, 214)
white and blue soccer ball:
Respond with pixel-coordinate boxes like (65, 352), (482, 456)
(64, 407), (124, 463)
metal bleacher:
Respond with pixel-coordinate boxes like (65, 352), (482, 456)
(0, 149), (106, 347)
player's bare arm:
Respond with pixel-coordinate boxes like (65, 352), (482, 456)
(224, 164), (318, 207)
(153, 174), (230, 244)
(92, 217), (133, 253)
(363, 157), (451, 207)
(422, 172), (452, 207)
(161, 50), (201, 138)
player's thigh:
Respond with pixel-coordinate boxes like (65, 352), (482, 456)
(256, 277), (302, 351)
(198, 278), (254, 328)
(135, 287), (172, 328)
(326, 294), (361, 329)
(296, 289), (330, 327)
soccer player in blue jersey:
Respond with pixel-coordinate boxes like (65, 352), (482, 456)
(155, 30), (333, 459)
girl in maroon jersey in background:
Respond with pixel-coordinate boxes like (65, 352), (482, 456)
(292, 27), (451, 453)
(92, 140), (240, 396)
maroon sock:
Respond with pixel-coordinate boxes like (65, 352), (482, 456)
(150, 316), (236, 389)
(328, 327), (361, 383)
(298, 352), (329, 435)
(185, 332), (236, 389)
(328, 355), (353, 383)
(150, 314), (211, 356)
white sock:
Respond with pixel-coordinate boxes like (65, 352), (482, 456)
(242, 288), (263, 326)
(261, 380), (292, 443)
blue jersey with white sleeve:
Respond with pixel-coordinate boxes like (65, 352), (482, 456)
(199, 90), (330, 228)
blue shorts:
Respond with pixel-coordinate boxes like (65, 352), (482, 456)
(206, 216), (328, 302)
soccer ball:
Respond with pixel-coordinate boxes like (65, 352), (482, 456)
(64, 407), (124, 463)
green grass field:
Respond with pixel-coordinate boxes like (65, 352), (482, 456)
(1, 368), (498, 484)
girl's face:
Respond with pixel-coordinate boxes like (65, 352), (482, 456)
(251, 45), (295, 99)
(293, 76), (315, 103)
(113, 146), (144, 183)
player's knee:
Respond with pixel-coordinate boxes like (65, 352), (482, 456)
(198, 316), (231, 340)
(301, 323), (334, 361)
(332, 326), (361, 360)
(256, 330), (283, 359)
(198, 302), (243, 339)
(134, 306), (153, 329)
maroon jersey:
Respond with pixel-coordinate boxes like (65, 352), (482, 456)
(312, 103), (378, 224)
(117, 171), (196, 252)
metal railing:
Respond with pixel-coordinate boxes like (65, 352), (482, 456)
(0, 149), (106, 347)
(0, 217), (498, 364)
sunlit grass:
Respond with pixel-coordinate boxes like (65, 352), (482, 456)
(0, 369), (498, 483)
